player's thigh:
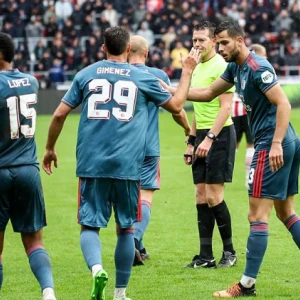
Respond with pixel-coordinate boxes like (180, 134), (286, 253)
(78, 178), (114, 228)
(206, 125), (236, 184)
(240, 115), (254, 144)
(232, 116), (243, 143)
(11, 165), (46, 233)
(192, 129), (207, 184)
(249, 140), (299, 200)
(141, 156), (160, 190)
(0, 168), (13, 232)
(113, 179), (140, 229)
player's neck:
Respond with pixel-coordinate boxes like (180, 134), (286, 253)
(128, 58), (145, 65)
(201, 50), (216, 63)
(0, 61), (12, 71)
(106, 54), (128, 63)
(235, 47), (251, 66)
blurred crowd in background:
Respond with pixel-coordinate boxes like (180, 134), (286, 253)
(1, 0), (300, 87)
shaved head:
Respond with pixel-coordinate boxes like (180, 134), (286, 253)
(130, 35), (148, 54)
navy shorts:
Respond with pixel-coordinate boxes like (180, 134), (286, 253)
(232, 115), (254, 144)
(78, 178), (141, 229)
(0, 165), (46, 233)
(140, 156), (160, 190)
(192, 125), (236, 184)
(249, 138), (300, 200)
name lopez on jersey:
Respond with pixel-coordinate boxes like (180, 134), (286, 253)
(97, 67), (131, 76)
(7, 78), (31, 88)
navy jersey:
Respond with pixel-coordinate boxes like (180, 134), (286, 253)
(62, 60), (172, 180)
(132, 64), (170, 156)
(221, 53), (298, 145)
(0, 69), (39, 168)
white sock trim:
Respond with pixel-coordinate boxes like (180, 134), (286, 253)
(92, 264), (103, 277)
(240, 275), (256, 288)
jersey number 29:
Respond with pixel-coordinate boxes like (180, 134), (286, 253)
(87, 79), (137, 122)
(6, 93), (37, 139)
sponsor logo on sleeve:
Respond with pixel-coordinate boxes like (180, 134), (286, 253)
(261, 70), (274, 83)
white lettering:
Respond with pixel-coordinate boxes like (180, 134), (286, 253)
(7, 78), (31, 88)
(96, 67), (131, 77)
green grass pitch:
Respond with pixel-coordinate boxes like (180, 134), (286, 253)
(1, 109), (300, 299)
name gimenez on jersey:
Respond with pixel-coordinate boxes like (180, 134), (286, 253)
(97, 67), (131, 76)
(7, 78), (31, 88)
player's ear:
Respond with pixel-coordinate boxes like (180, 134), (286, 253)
(126, 43), (131, 53)
(102, 44), (107, 54)
(236, 36), (243, 46)
(145, 49), (149, 59)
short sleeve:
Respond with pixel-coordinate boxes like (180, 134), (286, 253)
(144, 75), (172, 107)
(254, 66), (278, 93)
(62, 74), (82, 108)
(163, 73), (171, 86)
(221, 63), (235, 84)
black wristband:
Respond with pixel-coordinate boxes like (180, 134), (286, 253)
(186, 135), (196, 146)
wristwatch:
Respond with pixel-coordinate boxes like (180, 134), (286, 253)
(206, 132), (217, 141)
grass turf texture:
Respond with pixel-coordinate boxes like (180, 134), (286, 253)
(1, 109), (300, 300)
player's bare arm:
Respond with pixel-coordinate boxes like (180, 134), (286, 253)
(195, 92), (233, 158)
(160, 77), (233, 103)
(43, 102), (73, 175)
(265, 83), (291, 172)
(172, 109), (191, 136)
(187, 77), (233, 102)
(184, 113), (196, 165)
(161, 48), (201, 113)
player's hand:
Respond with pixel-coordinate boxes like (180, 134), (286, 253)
(269, 142), (284, 172)
(181, 47), (201, 72)
(42, 149), (58, 175)
(195, 137), (213, 158)
(158, 79), (176, 94)
(184, 144), (194, 165)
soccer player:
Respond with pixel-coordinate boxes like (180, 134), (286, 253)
(183, 21), (237, 269)
(128, 35), (191, 266)
(232, 44), (267, 188)
(42, 27), (199, 300)
(0, 33), (56, 300)
(163, 20), (300, 298)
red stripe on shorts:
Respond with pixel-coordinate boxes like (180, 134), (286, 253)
(253, 150), (267, 197)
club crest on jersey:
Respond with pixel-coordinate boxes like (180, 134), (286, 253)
(241, 79), (246, 90)
(261, 70), (274, 83)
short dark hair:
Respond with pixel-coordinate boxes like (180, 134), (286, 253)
(0, 33), (15, 63)
(215, 20), (245, 38)
(104, 26), (130, 56)
(193, 21), (216, 38)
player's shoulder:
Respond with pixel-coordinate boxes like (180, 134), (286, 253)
(246, 53), (272, 72)
(4, 69), (39, 88)
(145, 65), (168, 80)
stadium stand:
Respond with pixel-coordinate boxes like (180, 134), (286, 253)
(1, 0), (300, 88)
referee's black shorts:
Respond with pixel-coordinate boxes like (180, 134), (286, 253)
(232, 115), (254, 144)
(192, 124), (236, 184)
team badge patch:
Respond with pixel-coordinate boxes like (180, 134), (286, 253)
(261, 71), (274, 83)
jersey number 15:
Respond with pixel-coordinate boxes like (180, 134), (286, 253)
(6, 93), (37, 140)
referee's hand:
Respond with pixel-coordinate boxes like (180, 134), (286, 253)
(184, 145), (194, 165)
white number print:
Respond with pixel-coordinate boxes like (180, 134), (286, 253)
(6, 93), (37, 139)
(248, 168), (255, 185)
(87, 79), (137, 122)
